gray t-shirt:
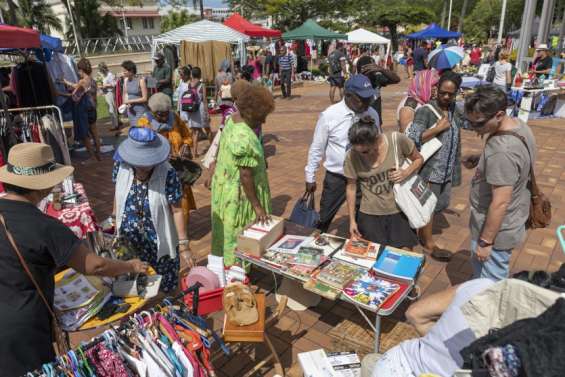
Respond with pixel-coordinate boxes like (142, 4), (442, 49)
(469, 120), (536, 250)
(398, 279), (495, 377)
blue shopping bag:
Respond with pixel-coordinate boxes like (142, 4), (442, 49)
(289, 192), (320, 228)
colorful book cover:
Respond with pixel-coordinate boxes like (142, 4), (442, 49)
(269, 235), (311, 254)
(316, 260), (366, 290)
(344, 238), (371, 257)
(342, 274), (400, 311)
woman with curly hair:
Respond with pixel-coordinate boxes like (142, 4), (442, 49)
(211, 85), (274, 266)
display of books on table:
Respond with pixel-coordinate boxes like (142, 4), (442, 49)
(342, 273), (400, 311)
(371, 247), (425, 284)
(316, 260), (366, 290)
(261, 250), (329, 281)
(333, 241), (380, 269)
(344, 238), (372, 258)
(307, 233), (347, 256)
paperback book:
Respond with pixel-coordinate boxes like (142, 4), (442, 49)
(342, 273), (400, 311)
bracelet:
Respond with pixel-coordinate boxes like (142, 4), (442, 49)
(178, 239), (189, 246)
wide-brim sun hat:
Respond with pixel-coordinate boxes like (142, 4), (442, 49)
(536, 44), (549, 51)
(0, 143), (74, 190)
(117, 127), (170, 168)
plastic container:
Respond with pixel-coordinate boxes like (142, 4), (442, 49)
(183, 287), (224, 316)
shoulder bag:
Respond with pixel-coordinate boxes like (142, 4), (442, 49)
(405, 104), (443, 162)
(489, 131), (551, 229)
(0, 213), (70, 355)
(392, 132), (438, 229)
(289, 191), (320, 229)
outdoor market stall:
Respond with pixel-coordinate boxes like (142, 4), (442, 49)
(152, 19), (250, 80)
(345, 28), (391, 63)
(224, 12), (281, 38)
(406, 23), (461, 40)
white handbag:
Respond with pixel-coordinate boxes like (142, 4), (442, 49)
(392, 132), (437, 229)
(405, 103), (443, 162)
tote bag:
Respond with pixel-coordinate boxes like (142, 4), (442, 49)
(392, 132), (437, 229)
(289, 192), (320, 229)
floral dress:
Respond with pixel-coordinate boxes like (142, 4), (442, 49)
(211, 118), (272, 266)
(112, 162), (182, 292)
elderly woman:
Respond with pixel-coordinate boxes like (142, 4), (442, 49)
(397, 69), (440, 133)
(62, 58), (101, 162)
(113, 127), (191, 292)
(137, 92), (197, 227)
(211, 85), (274, 266)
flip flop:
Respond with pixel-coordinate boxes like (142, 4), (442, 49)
(428, 246), (452, 262)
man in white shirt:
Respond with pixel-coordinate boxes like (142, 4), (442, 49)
(305, 75), (381, 232)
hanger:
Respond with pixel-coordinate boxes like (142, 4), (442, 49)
(77, 346), (95, 377)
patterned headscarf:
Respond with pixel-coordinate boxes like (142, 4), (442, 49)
(408, 69), (440, 105)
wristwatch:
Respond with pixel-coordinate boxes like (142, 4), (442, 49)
(478, 238), (493, 248)
(178, 239), (190, 246)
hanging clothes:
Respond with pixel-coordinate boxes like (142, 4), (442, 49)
(14, 61), (55, 107)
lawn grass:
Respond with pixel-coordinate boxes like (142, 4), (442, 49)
(96, 95), (110, 120)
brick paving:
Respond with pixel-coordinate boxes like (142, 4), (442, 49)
(70, 79), (565, 376)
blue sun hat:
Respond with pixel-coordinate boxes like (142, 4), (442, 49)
(116, 127), (170, 167)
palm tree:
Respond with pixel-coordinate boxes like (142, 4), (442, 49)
(0, 0), (18, 25)
(161, 10), (200, 32)
(17, 0), (63, 34)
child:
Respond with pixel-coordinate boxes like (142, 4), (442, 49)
(219, 77), (232, 102)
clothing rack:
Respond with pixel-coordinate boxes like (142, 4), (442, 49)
(24, 282), (233, 376)
(1, 105), (68, 153)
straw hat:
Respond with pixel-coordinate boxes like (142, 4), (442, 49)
(536, 44), (549, 51)
(0, 143), (74, 190)
(116, 127), (170, 167)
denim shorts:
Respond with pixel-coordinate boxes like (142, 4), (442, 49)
(471, 239), (513, 281)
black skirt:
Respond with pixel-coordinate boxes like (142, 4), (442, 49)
(357, 211), (418, 249)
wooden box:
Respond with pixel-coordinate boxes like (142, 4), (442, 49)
(223, 293), (265, 343)
(236, 216), (284, 257)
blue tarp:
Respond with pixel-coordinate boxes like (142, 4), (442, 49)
(407, 23), (461, 40)
(0, 33), (63, 54)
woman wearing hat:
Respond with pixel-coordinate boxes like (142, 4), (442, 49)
(211, 85), (274, 266)
(113, 127), (191, 292)
(137, 92), (197, 227)
(531, 45), (553, 78)
(0, 143), (148, 375)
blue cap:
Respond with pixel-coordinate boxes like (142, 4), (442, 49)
(345, 74), (376, 98)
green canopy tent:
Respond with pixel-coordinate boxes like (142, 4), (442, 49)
(282, 19), (348, 40)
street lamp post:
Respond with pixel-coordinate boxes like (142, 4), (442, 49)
(497, 0), (508, 45)
(447, 0), (453, 30)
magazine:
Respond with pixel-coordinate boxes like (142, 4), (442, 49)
(342, 274), (400, 311)
(305, 234), (347, 256)
(269, 235), (312, 254)
(343, 238), (372, 258)
(316, 260), (366, 290)
(54, 269), (101, 311)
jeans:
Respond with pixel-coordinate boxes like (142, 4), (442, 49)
(280, 69), (292, 98)
(471, 239), (512, 281)
(318, 171), (360, 233)
(104, 91), (118, 129)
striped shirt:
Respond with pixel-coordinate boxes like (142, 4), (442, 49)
(278, 54), (293, 71)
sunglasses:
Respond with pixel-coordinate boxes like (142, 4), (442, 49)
(465, 113), (496, 129)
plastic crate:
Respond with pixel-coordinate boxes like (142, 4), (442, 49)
(183, 287), (224, 316)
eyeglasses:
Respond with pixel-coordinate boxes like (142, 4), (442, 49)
(465, 114), (496, 129)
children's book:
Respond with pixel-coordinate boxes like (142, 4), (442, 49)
(342, 273), (400, 311)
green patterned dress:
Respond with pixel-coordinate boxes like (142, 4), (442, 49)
(211, 117), (272, 266)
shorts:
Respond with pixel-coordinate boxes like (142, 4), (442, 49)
(357, 211), (418, 249)
(429, 181), (452, 213)
(87, 107), (97, 124)
(328, 75), (344, 88)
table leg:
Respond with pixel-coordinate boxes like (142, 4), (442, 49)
(374, 314), (381, 353)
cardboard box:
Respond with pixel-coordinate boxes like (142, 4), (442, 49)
(223, 293), (265, 343)
(236, 216), (284, 257)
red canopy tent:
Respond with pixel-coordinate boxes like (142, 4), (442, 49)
(224, 13), (281, 38)
(0, 24), (41, 49)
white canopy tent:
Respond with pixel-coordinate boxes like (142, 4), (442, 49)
(152, 20), (250, 66)
(345, 28), (391, 63)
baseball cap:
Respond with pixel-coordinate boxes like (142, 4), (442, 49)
(153, 52), (165, 61)
(345, 74), (376, 98)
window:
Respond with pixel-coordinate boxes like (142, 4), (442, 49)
(126, 18), (133, 30)
(142, 17), (154, 29)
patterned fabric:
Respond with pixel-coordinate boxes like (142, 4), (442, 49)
(482, 344), (521, 377)
(211, 117), (272, 266)
(112, 162), (182, 292)
(408, 69), (440, 105)
(45, 183), (98, 239)
(86, 343), (132, 377)
(408, 100), (466, 185)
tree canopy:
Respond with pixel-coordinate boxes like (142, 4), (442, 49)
(161, 11), (201, 33)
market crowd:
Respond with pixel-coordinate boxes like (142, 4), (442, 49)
(0, 36), (562, 376)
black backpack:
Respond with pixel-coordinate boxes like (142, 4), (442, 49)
(486, 64), (496, 83)
(329, 51), (342, 74)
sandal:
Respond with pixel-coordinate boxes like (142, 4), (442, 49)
(427, 246), (452, 262)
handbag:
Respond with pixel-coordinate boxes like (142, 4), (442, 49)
(289, 191), (320, 228)
(489, 131), (551, 229)
(170, 157), (202, 186)
(392, 132), (438, 229)
(0, 213), (70, 355)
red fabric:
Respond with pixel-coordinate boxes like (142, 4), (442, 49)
(470, 48), (482, 65)
(45, 183), (98, 239)
(224, 13), (281, 38)
(0, 25), (40, 49)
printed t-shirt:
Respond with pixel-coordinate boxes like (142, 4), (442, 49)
(469, 120), (536, 250)
(0, 199), (81, 375)
(344, 132), (415, 216)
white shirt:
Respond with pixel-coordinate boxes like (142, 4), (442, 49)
(493, 61), (512, 86)
(305, 100), (381, 182)
(102, 71), (116, 87)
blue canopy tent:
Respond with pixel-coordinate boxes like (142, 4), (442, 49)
(0, 32), (63, 58)
(407, 23), (461, 40)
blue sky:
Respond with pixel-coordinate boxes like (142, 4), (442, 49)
(205, 0), (227, 8)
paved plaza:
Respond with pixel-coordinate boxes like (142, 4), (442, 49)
(71, 79), (565, 376)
